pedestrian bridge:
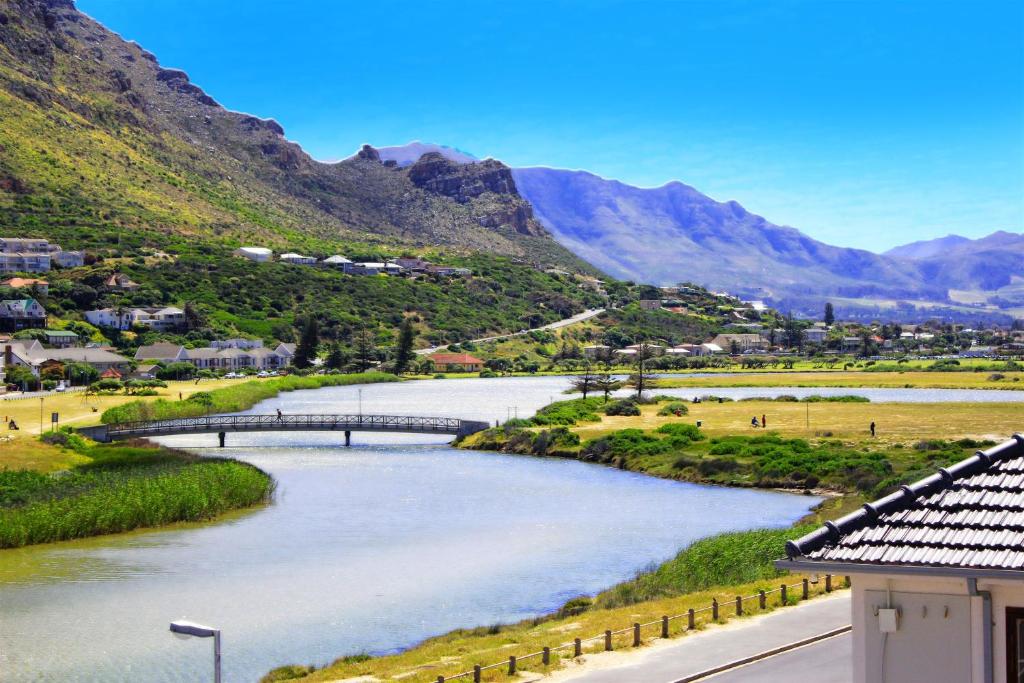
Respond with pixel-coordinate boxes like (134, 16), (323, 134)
(79, 414), (492, 447)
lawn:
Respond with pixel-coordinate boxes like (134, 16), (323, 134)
(571, 399), (1024, 444)
(654, 370), (1024, 390)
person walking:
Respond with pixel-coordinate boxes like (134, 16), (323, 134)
(870, 421), (876, 437)
(762, 414), (767, 429)
(277, 408), (283, 421)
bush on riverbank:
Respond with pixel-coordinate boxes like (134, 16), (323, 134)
(0, 439), (272, 548)
(101, 372), (398, 424)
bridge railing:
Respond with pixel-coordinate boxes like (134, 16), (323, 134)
(105, 414), (474, 436)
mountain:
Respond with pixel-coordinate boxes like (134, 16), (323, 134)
(885, 234), (974, 260)
(510, 167), (948, 312)
(0, 0), (591, 273)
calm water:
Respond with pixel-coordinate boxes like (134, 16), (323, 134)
(8, 374), (1000, 682)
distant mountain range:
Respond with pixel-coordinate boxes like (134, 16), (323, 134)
(377, 143), (1023, 323)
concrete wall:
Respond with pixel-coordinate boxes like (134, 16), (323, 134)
(851, 573), (1024, 683)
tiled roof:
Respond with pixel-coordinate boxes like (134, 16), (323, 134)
(784, 435), (1024, 571)
(429, 353), (484, 364)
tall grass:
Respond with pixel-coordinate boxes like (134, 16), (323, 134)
(0, 453), (272, 548)
(101, 372), (398, 424)
(594, 525), (816, 609)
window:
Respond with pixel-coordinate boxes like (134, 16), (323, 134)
(1007, 608), (1024, 683)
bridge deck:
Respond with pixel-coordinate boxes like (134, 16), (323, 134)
(79, 414), (491, 443)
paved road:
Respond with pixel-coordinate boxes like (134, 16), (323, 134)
(557, 593), (851, 683)
(415, 308), (605, 355)
(702, 630), (851, 683)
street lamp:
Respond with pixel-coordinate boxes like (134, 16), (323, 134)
(169, 620), (221, 683)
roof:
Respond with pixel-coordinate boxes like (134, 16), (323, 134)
(323, 255), (352, 263)
(134, 343), (185, 361)
(42, 348), (129, 364)
(2, 278), (48, 287)
(781, 435), (1024, 573)
(236, 247), (272, 254)
(429, 353), (484, 364)
(44, 330), (78, 337)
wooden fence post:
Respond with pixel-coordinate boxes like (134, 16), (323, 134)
(781, 583), (788, 604)
(802, 578), (809, 600)
(759, 590), (766, 610)
(845, 575), (851, 588)
(826, 574), (833, 592)
(688, 608), (695, 630)
(508, 655), (516, 675)
(474, 664), (481, 682)
(736, 595), (743, 616)
(712, 598), (719, 621)
(633, 623), (641, 647)
(574, 638), (582, 657)
(662, 615), (669, 638)
(543, 647), (551, 665)
(605, 630), (613, 651)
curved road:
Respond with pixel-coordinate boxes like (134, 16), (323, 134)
(415, 308), (605, 355)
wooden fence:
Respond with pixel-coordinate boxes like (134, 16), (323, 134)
(435, 574), (843, 682)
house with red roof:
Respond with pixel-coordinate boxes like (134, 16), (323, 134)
(428, 352), (484, 372)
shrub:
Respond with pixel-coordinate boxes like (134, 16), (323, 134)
(657, 402), (689, 416)
(604, 399), (641, 416)
(530, 398), (606, 426)
(558, 596), (593, 617)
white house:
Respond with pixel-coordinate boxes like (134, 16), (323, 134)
(777, 435), (1024, 683)
(85, 306), (185, 331)
(322, 255), (353, 273)
(280, 253), (317, 265)
(352, 262), (403, 276)
(804, 328), (828, 344)
(234, 247), (273, 262)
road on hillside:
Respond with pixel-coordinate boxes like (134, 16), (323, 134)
(415, 308), (605, 355)
(556, 592), (851, 683)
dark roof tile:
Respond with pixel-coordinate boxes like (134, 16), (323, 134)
(785, 435), (1024, 572)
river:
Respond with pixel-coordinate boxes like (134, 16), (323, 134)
(8, 374), (971, 682)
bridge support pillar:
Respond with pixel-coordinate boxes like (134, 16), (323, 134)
(218, 432), (226, 448)
(344, 430), (351, 447)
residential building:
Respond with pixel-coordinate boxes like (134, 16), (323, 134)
(842, 336), (863, 352)
(85, 306), (185, 331)
(131, 363), (159, 380)
(44, 330), (79, 348)
(211, 339), (264, 350)
(352, 262), (403, 276)
(710, 333), (769, 352)
(1, 278), (48, 294)
(52, 249), (84, 268)
(664, 347), (691, 356)
(582, 344), (611, 359)
(280, 253), (317, 265)
(700, 342), (724, 355)
(233, 247), (273, 262)
(639, 299), (662, 310)
(0, 298), (46, 332)
(625, 343), (666, 356)
(3, 341), (129, 375)
(0, 238), (82, 273)
(134, 343), (189, 365)
(777, 436), (1024, 683)
(322, 255), (353, 273)
(803, 328), (828, 344)
(103, 273), (140, 291)
(394, 257), (430, 272)
(428, 352), (484, 372)
(0, 251), (50, 274)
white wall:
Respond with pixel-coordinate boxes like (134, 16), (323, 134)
(851, 573), (1024, 683)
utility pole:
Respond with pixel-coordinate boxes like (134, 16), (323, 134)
(39, 396), (44, 434)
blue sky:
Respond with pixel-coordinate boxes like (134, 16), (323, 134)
(78, 0), (1022, 252)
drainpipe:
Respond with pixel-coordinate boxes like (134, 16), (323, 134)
(968, 578), (993, 683)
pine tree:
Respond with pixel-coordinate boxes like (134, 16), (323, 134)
(569, 365), (596, 399)
(393, 318), (416, 375)
(354, 326), (376, 372)
(325, 342), (346, 370)
(293, 317), (319, 369)
(824, 302), (835, 325)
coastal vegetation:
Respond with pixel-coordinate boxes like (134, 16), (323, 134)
(0, 435), (271, 548)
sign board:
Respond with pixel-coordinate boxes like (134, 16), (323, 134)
(51, 412), (59, 423)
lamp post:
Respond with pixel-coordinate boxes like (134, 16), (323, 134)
(170, 620), (221, 683)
